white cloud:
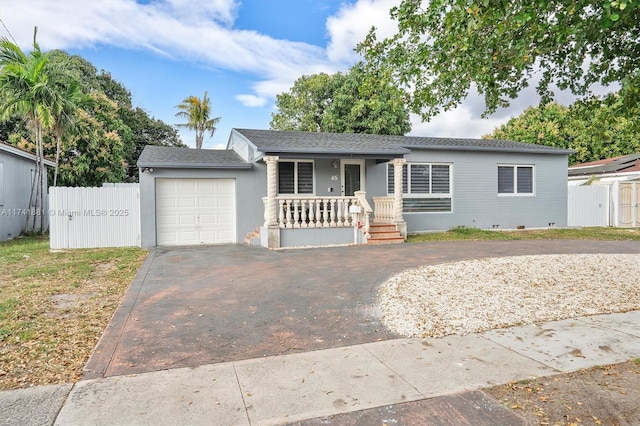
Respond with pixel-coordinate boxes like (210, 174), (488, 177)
(0, 0), (561, 139)
(161, 0), (238, 25)
(1, 1), (329, 77)
(409, 108), (507, 139)
(326, 0), (400, 63)
(236, 94), (266, 108)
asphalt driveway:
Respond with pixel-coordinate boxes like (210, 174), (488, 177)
(84, 239), (639, 379)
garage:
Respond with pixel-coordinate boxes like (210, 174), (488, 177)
(155, 178), (236, 246)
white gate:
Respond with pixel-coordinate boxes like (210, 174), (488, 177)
(568, 185), (610, 227)
(618, 182), (639, 227)
(49, 185), (141, 249)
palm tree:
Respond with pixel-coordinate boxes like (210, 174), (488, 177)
(51, 80), (92, 186)
(0, 28), (69, 231)
(175, 91), (221, 149)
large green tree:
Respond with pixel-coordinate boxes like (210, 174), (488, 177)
(175, 92), (220, 149)
(358, 0), (640, 121)
(0, 30), (75, 231)
(50, 80), (92, 186)
(271, 63), (411, 135)
(271, 73), (333, 132)
(49, 52), (185, 182)
(57, 94), (128, 186)
(486, 98), (640, 164)
(3, 49), (184, 186)
(122, 107), (183, 181)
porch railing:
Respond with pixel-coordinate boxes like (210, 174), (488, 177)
(372, 196), (395, 222)
(272, 196), (358, 228)
(354, 191), (372, 238)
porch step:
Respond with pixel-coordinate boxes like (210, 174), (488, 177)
(244, 227), (261, 245)
(366, 223), (404, 245)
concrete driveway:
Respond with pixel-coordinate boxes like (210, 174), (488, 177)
(84, 239), (639, 379)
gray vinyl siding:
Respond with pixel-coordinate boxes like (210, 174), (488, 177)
(370, 149), (568, 232)
(0, 152), (40, 241)
(139, 165), (266, 247)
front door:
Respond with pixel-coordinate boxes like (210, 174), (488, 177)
(341, 160), (365, 196)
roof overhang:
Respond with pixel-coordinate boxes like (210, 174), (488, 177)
(0, 142), (56, 167)
(136, 161), (253, 170)
(403, 144), (574, 155)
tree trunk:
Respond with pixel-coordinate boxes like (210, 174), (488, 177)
(54, 131), (61, 187)
(196, 129), (203, 149)
(35, 123), (43, 233)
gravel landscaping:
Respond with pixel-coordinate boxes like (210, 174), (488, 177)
(378, 253), (640, 338)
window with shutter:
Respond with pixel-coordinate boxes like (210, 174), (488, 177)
(387, 164), (408, 194)
(278, 161), (314, 194)
(297, 162), (313, 194)
(387, 162), (452, 212)
(278, 162), (295, 194)
(517, 167), (533, 193)
(498, 165), (534, 195)
(498, 166), (514, 194)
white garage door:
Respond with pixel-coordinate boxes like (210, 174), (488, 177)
(156, 178), (236, 246)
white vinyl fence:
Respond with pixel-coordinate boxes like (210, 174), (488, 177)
(567, 185), (610, 227)
(49, 184), (141, 249)
(568, 182), (640, 228)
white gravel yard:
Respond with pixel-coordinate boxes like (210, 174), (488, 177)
(378, 253), (640, 338)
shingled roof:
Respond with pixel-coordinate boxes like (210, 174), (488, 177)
(137, 145), (251, 169)
(568, 153), (640, 176)
(232, 129), (573, 155)
(233, 129), (409, 156)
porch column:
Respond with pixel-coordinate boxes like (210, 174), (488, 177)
(264, 155), (281, 248)
(392, 158), (407, 238)
(264, 156), (279, 226)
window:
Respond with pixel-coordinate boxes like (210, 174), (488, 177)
(388, 163), (452, 212)
(498, 165), (534, 195)
(278, 161), (314, 194)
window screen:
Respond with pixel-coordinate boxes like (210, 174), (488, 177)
(387, 162), (452, 212)
(498, 165), (533, 194)
(297, 162), (313, 194)
(278, 162), (295, 194)
(517, 167), (533, 193)
(498, 166), (514, 194)
(278, 161), (314, 194)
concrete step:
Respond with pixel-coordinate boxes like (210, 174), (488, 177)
(366, 236), (405, 245)
(366, 223), (404, 245)
(368, 223), (398, 232)
(244, 227), (261, 245)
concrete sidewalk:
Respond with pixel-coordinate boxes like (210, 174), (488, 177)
(4, 310), (636, 426)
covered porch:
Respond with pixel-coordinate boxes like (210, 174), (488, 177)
(260, 156), (407, 249)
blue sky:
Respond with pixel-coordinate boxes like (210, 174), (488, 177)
(1, 0), (540, 148)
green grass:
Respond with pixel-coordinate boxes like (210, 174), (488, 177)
(0, 235), (147, 390)
(407, 226), (640, 243)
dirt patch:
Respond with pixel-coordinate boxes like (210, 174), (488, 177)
(92, 261), (117, 277)
(486, 360), (640, 425)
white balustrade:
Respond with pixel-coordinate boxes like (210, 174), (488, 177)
(275, 196), (357, 228)
(372, 196), (395, 223)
